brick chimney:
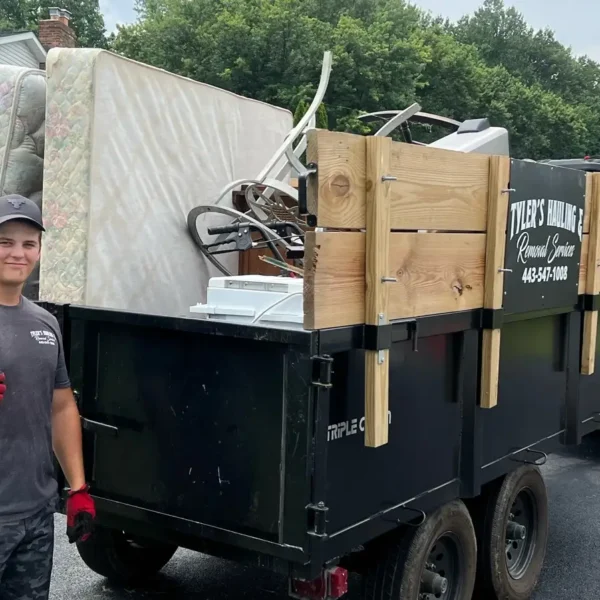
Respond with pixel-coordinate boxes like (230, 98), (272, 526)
(38, 7), (77, 50)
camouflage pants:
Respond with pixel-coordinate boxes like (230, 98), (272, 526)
(0, 506), (54, 600)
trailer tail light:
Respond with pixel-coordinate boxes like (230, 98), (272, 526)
(289, 567), (349, 599)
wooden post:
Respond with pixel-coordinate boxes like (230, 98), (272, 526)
(364, 136), (392, 448)
(582, 173), (600, 375)
(481, 156), (511, 409)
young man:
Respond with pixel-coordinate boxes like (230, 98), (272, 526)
(0, 194), (96, 600)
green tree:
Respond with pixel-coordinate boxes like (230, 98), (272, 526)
(293, 101), (329, 129)
(0, 0), (28, 30)
(114, 0), (428, 132)
(317, 103), (328, 129)
(109, 0), (600, 159)
(0, 0), (108, 49)
(452, 0), (600, 104)
(293, 100), (309, 127)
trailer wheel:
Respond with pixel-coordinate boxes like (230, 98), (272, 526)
(76, 525), (178, 584)
(473, 465), (548, 599)
(363, 500), (477, 600)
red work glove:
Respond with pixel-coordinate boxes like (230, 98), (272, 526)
(66, 484), (96, 544)
(0, 372), (5, 402)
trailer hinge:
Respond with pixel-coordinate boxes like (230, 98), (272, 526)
(311, 355), (333, 388)
(307, 502), (329, 539)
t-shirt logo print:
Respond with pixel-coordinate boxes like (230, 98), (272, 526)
(8, 198), (25, 209)
(30, 330), (57, 346)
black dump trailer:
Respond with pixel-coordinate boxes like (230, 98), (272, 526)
(43, 146), (600, 600)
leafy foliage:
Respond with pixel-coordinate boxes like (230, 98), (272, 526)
(3, 0), (600, 160)
(0, 0), (108, 48)
(110, 0), (600, 160)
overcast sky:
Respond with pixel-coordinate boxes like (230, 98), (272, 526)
(98, 0), (600, 61)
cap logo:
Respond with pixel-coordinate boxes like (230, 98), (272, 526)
(8, 198), (25, 209)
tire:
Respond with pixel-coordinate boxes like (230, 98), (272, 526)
(76, 525), (178, 584)
(363, 499), (477, 600)
(472, 466), (549, 600)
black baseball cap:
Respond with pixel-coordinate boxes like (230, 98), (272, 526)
(0, 194), (45, 231)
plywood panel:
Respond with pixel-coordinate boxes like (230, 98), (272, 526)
(303, 231), (486, 330)
(306, 130), (491, 231)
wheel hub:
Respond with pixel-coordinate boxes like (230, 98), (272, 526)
(419, 534), (463, 599)
(421, 569), (449, 595)
(506, 520), (527, 541)
(505, 489), (537, 579)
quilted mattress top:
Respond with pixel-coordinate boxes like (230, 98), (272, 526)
(40, 48), (293, 318)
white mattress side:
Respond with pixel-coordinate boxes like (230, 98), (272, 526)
(39, 48), (103, 305)
(82, 49), (293, 317)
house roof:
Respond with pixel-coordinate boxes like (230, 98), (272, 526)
(0, 31), (47, 62)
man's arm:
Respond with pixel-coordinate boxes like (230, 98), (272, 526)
(52, 387), (86, 491)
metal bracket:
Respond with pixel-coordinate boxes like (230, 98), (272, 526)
(298, 162), (318, 217)
(381, 505), (427, 527)
(364, 324), (393, 351)
(481, 308), (504, 330)
(581, 294), (600, 312)
(510, 449), (547, 467)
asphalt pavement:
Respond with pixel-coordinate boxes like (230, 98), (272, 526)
(49, 435), (600, 599)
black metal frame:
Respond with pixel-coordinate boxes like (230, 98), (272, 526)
(39, 292), (600, 581)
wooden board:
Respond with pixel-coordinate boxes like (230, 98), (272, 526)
(584, 177), (592, 234)
(585, 174), (600, 295)
(306, 130), (366, 229)
(364, 136), (392, 448)
(481, 329), (501, 409)
(582, 173), (600, 375)
(582, 311), (598, 375)
(480, 155), (511, 409)
(303, 231), (486, 330)
(306, 129), (491, 232)
(580, 234), (589, 293)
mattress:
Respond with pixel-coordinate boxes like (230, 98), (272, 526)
(0, 64), (46, 299)
(40, 48), (293, 317)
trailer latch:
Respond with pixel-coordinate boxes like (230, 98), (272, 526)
(289, 567), (349, 600)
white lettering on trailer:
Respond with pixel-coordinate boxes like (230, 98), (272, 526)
(327, 412), (392, 441)
(509, 198), (583, 242)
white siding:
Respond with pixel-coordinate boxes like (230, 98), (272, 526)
(0, 41), (39, 69)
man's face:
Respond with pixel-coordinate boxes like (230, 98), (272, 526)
(0, 220), (41, 287)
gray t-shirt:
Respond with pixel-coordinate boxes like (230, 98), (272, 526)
(0, 297), (71, 522)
